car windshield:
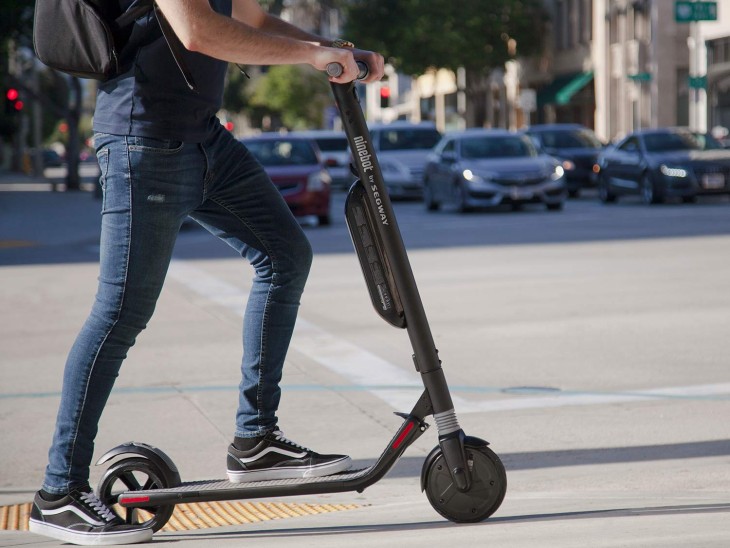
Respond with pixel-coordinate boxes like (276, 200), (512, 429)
(643, 132), (700, 152)
(245, 139), (318, 166)
(535, 128), (602, 149)
(314, 137), (348, 152)
(461, 135), (538, 159)
(378, 128), (442, 151)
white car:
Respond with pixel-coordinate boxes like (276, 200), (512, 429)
(294, 130), (353, 190)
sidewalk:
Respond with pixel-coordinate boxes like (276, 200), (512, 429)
(2, 187), (730, 547)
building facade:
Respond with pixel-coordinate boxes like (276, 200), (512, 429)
(368, 0), (713, 143)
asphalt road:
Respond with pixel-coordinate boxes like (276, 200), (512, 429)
(1, 185), (729, 547)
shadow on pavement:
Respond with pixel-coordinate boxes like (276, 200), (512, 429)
(370, 439), (730, 479)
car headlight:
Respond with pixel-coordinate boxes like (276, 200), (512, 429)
(660, 164), (689, 178)
(463, 169), (495, 183)
(307, 169), (331, 191)
(552, 165), (565, 180)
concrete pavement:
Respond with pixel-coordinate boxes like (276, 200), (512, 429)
(1, 180), (729, 547)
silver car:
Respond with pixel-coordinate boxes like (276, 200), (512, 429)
(368, 122), (442, 199)
(423, 129), (567, 212)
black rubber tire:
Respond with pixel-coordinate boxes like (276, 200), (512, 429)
(424, 180), (439, 211)
(423, 444), (507, 523)
(641, 173), (664, 204)
(97, 458), (175, 533)
(598, 175), (617, 203)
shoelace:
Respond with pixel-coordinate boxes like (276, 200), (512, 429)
(272, 430), (311, 452)
(79, 491), (117, 523)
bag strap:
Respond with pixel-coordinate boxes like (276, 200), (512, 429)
(112, 1), (198, 93)
(153, 3), (198, 92)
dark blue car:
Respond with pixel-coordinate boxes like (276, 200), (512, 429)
(595, 127), (730, 204)
(523, 124), (604, 198)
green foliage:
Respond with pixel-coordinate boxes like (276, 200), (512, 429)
(344, 0), (547, 76)
(250, 65), (332, 129)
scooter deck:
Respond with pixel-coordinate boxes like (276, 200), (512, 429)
(119, 468), (372, 507)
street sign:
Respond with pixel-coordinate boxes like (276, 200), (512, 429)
(628, 72), (652, 82)
(675, 1), (718, 23)
(688, 75), (708, 89)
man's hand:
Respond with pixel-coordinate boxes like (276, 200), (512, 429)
(313, 47), (384, 84)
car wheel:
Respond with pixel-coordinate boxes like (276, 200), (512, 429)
(641, 173), (664, 205)
(318, 214), (331, 226)
(424, 179), (439, 211)
(682, 195), (697, 204)
(546, 202), (564, 211)
(568, 189), (580, 199)
(598, 174), (617, 203)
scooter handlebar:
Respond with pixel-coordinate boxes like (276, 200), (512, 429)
(326, 60), (370, 80)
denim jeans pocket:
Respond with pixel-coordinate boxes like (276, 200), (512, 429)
(128, 136), (185, 154)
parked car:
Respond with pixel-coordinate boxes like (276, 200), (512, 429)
(595, 127), (730, 204)
(293, 130), (353, 190)
(42, 149), (63, 168)
(523, 123), (604, 198)
(367, 121), (442, 199)
(240, 134), (332, 225)
(422, 129), (567, 212)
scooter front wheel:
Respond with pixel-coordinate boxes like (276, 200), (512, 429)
(97, 457), (175, 532)
(422, 443), (507, 523)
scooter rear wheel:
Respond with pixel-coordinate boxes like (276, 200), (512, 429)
(422, 444), (507, 523)
(97, 457), (175, 532)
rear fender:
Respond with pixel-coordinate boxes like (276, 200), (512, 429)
(96, 442), (181, 486)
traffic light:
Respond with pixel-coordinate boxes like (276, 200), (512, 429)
(5, 88), (23, 115)
(379, 84), (390, 109)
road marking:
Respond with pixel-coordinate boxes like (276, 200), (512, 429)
(165, 261), (730, 414)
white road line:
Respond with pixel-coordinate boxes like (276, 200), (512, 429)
(167, 260), (730, 413)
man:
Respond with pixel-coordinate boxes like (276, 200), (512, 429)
(29, 1), (384, 545)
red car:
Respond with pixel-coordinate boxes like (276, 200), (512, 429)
(240, 134), (332, 225)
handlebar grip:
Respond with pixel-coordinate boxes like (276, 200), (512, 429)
(326, 63), (343, 78)
(325, 61), (370, 80)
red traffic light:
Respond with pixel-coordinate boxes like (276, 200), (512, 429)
(379, 86), (391, 98)
(14, 100), (24, 111)
(6, 88), (19, 101)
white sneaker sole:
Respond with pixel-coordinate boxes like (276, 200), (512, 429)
(227, 455), (352, 483)
(29, 519), (153, 546)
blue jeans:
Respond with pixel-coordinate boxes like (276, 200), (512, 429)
(43, 124), (313, 493)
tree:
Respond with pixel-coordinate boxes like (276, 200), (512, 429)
(344, 0), (547, 126)
(250, 65), (332, 129)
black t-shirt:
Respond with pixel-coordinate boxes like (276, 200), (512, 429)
(93, 0), (232, 142)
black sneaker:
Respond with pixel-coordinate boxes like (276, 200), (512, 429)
(28, 486), (153, 546)
(227, 429), (352, 482)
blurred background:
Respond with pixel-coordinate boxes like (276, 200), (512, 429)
(3, 0), (730, 191)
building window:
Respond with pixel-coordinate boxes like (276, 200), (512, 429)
(576, 0), (593, 45)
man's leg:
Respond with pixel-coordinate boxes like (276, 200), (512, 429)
(190, 126), (350, 481)
(32, 135), (205, 545)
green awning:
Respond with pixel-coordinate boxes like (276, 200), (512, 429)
(537, 71), (594, 107)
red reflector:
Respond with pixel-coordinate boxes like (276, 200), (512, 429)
(121, 496), (151, 505)
(392, 421), (415, 450)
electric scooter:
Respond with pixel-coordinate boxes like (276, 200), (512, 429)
(95, 62), (507, 533)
